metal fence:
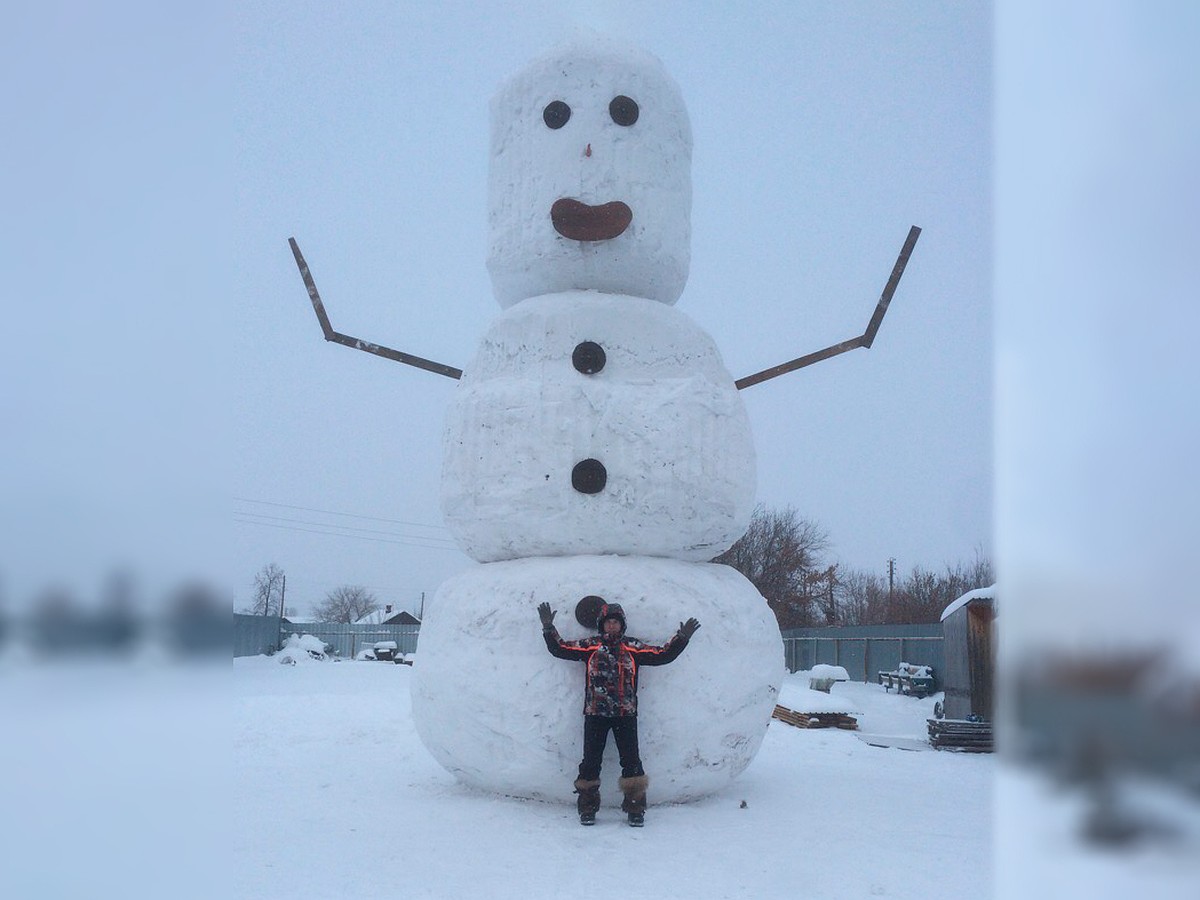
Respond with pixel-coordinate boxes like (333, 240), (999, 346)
(234, 613), (283, 657)
(234, 616), (422, 659)
(235, 618), (939, 687)
(275, 622), (421, 659)
(780, 623), (945, 689)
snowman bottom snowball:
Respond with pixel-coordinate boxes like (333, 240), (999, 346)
(410, 555), (783, 803)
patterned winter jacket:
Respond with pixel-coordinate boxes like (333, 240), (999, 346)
(543, 627), (689, 717)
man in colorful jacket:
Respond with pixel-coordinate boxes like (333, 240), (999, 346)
(538, 599), (700, 826)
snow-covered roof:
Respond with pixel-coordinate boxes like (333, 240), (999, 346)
(355, 606), (420, 625)
(940, 583), (997, 622)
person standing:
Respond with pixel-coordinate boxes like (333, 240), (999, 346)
(538, 600), (700, 826)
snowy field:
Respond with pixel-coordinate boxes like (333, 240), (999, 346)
(234, 657), (991, 899)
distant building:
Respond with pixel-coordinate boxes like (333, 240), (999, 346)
(940, 584), (996, 721)
(355, 604), (421, 626)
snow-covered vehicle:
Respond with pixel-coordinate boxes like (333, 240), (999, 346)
(371, 640), (399, 661)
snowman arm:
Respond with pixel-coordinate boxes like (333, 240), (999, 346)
(734, 225), (921, 390)
(288, 238), (463, 380)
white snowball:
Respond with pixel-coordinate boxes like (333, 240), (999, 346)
(410, 555), (783, 803)
(441, 292), (756, 562)
(487, 34), (692, 307)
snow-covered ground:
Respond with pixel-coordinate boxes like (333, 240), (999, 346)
(233, 656), (1200, 898)
(10, 655), (1196, 898)
(234, 658), (991, 898)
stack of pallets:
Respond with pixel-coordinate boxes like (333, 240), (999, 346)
(772, 704), (858, 730)
(926, 718), (993, 752)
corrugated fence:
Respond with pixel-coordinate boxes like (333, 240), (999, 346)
(234, 613), (283, 658)
(234, 615), (421, 659)
(781, 623), (944, 689)
(236, 616), (941, 687)
(278, 623), (421, 659)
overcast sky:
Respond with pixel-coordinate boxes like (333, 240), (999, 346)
(225, 2), (990, 616)
(7, 3), (1191, 643)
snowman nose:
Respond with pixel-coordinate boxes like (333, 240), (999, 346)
(585, 143), (592, 158)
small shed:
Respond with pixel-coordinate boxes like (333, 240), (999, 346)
(940, 585), (996, 721)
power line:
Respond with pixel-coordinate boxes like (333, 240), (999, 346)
(235, 510), (459, 546)
(279, 575), (435, 596)
(233, 496), (451, 533)
(233, 516), (464, 552)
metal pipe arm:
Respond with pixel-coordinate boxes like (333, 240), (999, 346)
(288, 238), (462, 380)
(735, 225), (921, 390)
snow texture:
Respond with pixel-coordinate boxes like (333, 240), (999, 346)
(276, 633), (330, 664)
(440, 292), (755, 562)
(410, 555), (782, 803)
(487, 34), (691, 308)
(809, 664), (850, 680)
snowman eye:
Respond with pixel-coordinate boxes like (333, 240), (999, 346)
(543, 100), (571, 129)
(609, 95), (639, 126)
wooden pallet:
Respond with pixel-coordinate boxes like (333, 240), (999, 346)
(926, 718), (993, 752)
(773, 704), (859, 730)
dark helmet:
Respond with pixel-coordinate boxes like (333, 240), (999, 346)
(596, 602), (626, 635)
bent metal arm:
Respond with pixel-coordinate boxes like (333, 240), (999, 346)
(735, 225), (921, 390)
(288, 237), (462, 380)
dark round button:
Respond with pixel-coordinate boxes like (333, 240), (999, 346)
(571, 459), (607, 494)
(575, 595), (605, 629)
(543, 100), (571, 129)
(572, 341), (606, 375)
(609, 95), (639, 126)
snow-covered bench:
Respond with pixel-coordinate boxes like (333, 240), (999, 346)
(878, 663), (935, 698)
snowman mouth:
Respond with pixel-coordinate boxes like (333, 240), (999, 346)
(551, 198), (632, 242)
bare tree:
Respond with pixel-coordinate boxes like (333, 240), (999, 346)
(712, 505), (830, 630)
(314, 585), (380, 624)
(835, 547), (994, 625)
(244, 563), (285, 616)
(834, 567), (888, 625)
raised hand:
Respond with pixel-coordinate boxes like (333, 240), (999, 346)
(538, 602), (556, 628)
(678, 617), (701, 640)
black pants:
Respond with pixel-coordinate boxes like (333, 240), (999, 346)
(578, 714), (644, 781)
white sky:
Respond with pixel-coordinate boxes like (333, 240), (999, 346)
(6, 3), (1194, 643)
(227, 2), (991, 615)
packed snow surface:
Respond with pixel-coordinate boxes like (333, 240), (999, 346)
(487, 34), (691, 307)
(809, 663), (850, 680)
(441, 292), (755, 562)
(235, 660), (991, 898)
(275, 632), (329, 664)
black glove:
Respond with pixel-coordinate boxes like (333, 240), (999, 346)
(538, 602), (556, 629)
(678, 617), (700, 640)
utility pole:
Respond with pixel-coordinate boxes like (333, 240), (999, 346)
(826, 566), (836, 624)
(280, 574), (287, 618)
(887, 558), (895, 604)
(419, 591), (425, 621)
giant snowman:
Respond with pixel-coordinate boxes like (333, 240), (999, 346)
(292, 33), (917, 803)
(409, 35), (782, 804)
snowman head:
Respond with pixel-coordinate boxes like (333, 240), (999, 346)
(487, 34), (692, 308)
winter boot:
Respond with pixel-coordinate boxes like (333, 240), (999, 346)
(619, 774), (648, 827)
(574, 778), (601, 826)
